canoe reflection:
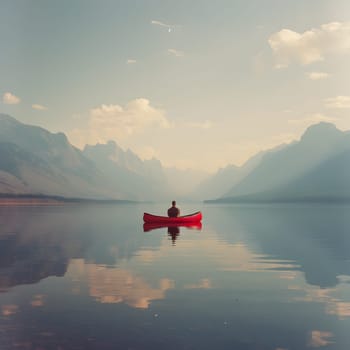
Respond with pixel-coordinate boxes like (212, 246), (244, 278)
(143, 222), (202, 232)
(143, 222), (202, 245)
(167, 226), (180, 245)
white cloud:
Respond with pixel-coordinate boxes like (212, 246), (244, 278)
(151, 20), (179, 32)
(127, 59), (137, 64)
(69, 98), (171, 147)
(151, 20), (170, 27)
(168, 48), (184, 57)
(32, 104), (47, 110)
(306, 71), (330, 80)
(90, 99), (170, 135)
(288, 113), (337, 125)
(3, 92), (20, 105)
(269, 22), (350, 67)
(325, 96), (350, 109)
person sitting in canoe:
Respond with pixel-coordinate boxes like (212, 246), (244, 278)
(167, 200), (180, 217)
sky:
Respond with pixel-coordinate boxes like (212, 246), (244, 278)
(1, 0), (350, 172)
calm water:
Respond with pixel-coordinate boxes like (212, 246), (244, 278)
(0, 203), (350, 350)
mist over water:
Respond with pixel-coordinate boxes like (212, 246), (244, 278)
(0, 203), (349, 349)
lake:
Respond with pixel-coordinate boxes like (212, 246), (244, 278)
(0, 202), (349, 349)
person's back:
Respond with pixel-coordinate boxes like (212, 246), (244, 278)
(168, 200), (180, 217)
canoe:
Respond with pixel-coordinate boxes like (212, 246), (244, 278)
(143, 211), (202, 224)
(143, 222), (202, 232)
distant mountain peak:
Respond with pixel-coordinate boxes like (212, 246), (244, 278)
(54, 132), (69, 144)
(84, 140), (122, 155)
(0, 115), (172, 200)
(301, 122), (340, 142)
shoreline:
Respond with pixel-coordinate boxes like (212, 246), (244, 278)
(0, 194), (138, 206)
(0, 198), (64, 206)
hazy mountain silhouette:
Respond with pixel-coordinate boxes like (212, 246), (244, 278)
(0, 114), (115, 198)
(83, 140), (170, 200)
(1, 115), (349, 202)
(83, 142), (209, 200)
(209, 123), (350, 203)
(0, 114), (167, 200)
(191, 151), (266, 200)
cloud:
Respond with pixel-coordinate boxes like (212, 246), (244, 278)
(269, 22), (350, 67)
(151, 20), (170, 27)
(127, 59), (137, 64)
(288, 113), (337, 125)
(306, 72), (330, 80)
(32, 104), (47, 110)
(90, 99), (171, 135)
(3, 92), (20, 105)
(69, 98), (171, 147)
(168, 48), (184, 57)
(325, 96), (350, 109)
(151, 20), (179, 32)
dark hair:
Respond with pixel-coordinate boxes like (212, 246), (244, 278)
(172, 200), (176, 206)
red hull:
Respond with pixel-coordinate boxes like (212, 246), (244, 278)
(143, 211), (202, 224)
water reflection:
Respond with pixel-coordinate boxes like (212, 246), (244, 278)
(67, 259), (174, 308)
(167, 226), (180, 245)
(0, 204), (349, 349)
(0, 205), (156, 291)
(206, 204), (350, 288)
(143, 222), (202, 245)
(309, 330), (334, 348)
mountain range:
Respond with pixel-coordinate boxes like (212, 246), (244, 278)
(0, 113), (349, 202)
(0, 114), (179, 200)
(206, 122), (350, 203)
(190, 150), (266, 200)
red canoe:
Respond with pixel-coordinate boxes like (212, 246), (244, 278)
(143, 211), (202, 224)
